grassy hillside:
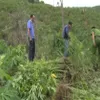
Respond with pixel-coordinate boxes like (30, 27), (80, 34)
(0, 0), (100, 58)
(0, 0), (100, 100)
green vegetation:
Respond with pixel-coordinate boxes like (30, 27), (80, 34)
(0, 0), (100, 100)
(0, 42), (58, 100)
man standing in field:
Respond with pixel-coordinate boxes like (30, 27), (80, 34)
(63, 21), (72, 58)
(91, 26), (100, 56)
(91, 26), (100, 70)
(27, 14), (35, 61)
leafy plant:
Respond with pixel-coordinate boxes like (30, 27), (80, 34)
(1, 45), (26, 75)
(0, 40), (7, 54)
(12, 59), (57, 100)
(0, 85), (20, 100)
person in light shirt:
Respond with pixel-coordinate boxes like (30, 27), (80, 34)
(27, 14), (35, 61)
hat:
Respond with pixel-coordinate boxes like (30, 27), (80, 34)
(68, 21), (72, 25)
(91, 26), (96, 29)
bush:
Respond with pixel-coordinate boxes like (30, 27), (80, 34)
(0, 40), (7, 54)
(12, 59), (58, 100)
(0, 85), (20, 100)
(1, 45), (26, 75)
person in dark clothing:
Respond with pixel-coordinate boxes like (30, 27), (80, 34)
(63, 21), (72, 57)
(91, 26), (100, 56)
(91, 26), (100, 70)
(27, 14), (35, 61)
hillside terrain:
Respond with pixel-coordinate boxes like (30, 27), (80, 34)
(0, 0), (100, 100)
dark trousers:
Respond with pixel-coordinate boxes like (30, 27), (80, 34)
(92, 37), (100, 70)
(92, 37), (100, 57)
(28, 39), (35, 61)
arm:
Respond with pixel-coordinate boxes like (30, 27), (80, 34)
(65, 27), (70, 39)
(28, 28), (32, 40)
(65, 27), (69, 33)
(27, 21), (32, 41)
(92, 32), (96, 46)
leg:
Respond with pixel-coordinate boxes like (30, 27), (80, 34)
(93, 37), (100, 70)
(91, 45), (97, 70)
(31, 39), (35, 61)
(96, 37), (100, 61)
(28, 40), (33, 61)
(98, 46), (100, 59)
(97, 42), (100, 59)
(97, 43), (100, 66)
(92, 45), (97, 55)
(64, 39), (69, 57)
